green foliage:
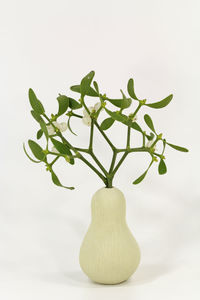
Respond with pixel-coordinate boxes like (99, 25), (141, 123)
(31, 110), (43, 123)
(144, 114), (156, 133)
(39, 119), (48, 141)
(28, 140), (45, 161)
(166, 142), (189, 152)
(146, 94), (173, 109)
(51, 170), (74, 190)
(105, 108), (143, 133)
(57, 95), (69, 116)
(68, 97), (82, 109)
(67, 116), (77, 136)
(37, 129), (43, 139)
(100, 117), (115, 130)
(29, 89), (45, 114)
(127, 78), (139, 100)
(70, 84), (98, 97)
(25, 71), (188, 190)
(133, 171), (147, 184)
(106, 97), (132, 109)
(51, 138), (74, 164)
(158, 159), (167, 174)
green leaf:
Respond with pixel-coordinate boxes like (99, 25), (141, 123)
(39, 119), (48, 141)
(31, 110), (43, 123)
(127, 78), (139, 100)
(146, 132), (154, 141)
(23, 143), (41, 163)
(131, 122), (143, 133)
(133, 171), (147, 184)
(81, 71), (96, 97)
(144, 114), (156, 133)
(28, 140), (45, 161)
(100, 117), (115, 130)
(166, 142), (189, 152)
(51, 170), (74, 190)
(28, 89), (45, 114)
(106, 96), (132, 109)
(57, 95), (69, 116)
(67, 116), (77, 136)
(158, 159), (167, 175)
(68, 97), (82, 110)
(70, 85), (98, 97)
(37, 129), (43, 139)
(51, 138), (74, 164)
(104, 108), (143, 133)
(146, 94), (173, 109)
(93, 81), (99, 94)
(70, 85), (81, 93)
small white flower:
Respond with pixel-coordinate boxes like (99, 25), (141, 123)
(82, 116), (91, 126)
(94, 102), (101, 111)
(52, 121), (60, 129)
(51, 146), (59, 154)
(47, 125), (55, 135)
(83, 109), (89, 117)
(59, 122), (67, 132)
(82, 102), (101, 127)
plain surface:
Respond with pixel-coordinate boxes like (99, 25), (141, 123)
(0, 0), (200, 299)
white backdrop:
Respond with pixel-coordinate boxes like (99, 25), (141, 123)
(0, 0), (200, 299)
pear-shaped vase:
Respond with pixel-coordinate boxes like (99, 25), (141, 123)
(79, 187), (140, 284)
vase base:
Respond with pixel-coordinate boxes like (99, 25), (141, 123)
(91, 278), (129, 285)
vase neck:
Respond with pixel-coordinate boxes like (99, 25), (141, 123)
(91, 187), (126, 223)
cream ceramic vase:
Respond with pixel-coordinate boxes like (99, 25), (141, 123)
(79, 187), (141, 284)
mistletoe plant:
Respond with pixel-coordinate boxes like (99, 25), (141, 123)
(24, 71), (188, 189)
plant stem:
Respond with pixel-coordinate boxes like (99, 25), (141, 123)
(81, 97), (116, 151)
(78, 154), (107, 184)
(90, 151), (108, 176)
(43, 113), (106, 185)
(127, 126), (131, 148)
(112, 152), (129, 176)
(105, 176), (113, 188)
(71, 112), (82, 118)
(49, 156), (59, 166)
(109, 150), (117, 173)
(111, 126), (130, 176)
(74, 147), (90, 153)
(94, 120), (116, 151)
(89, 119), (94, 150)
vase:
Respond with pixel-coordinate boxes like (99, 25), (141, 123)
(79, 187), (141, 284)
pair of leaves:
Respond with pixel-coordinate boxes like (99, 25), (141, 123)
(51, 138), (75, 164)
(29, 89), (45, 115)
(70, 71), (98, 97)
(133, 157), (167, 184)
(51, 170), (74, 190)
(57, 95), (81, 115)
(57, 95), (69, 116)
(127, 78), (173, 109)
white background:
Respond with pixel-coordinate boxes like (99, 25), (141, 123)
(1, 0), (200, 299)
